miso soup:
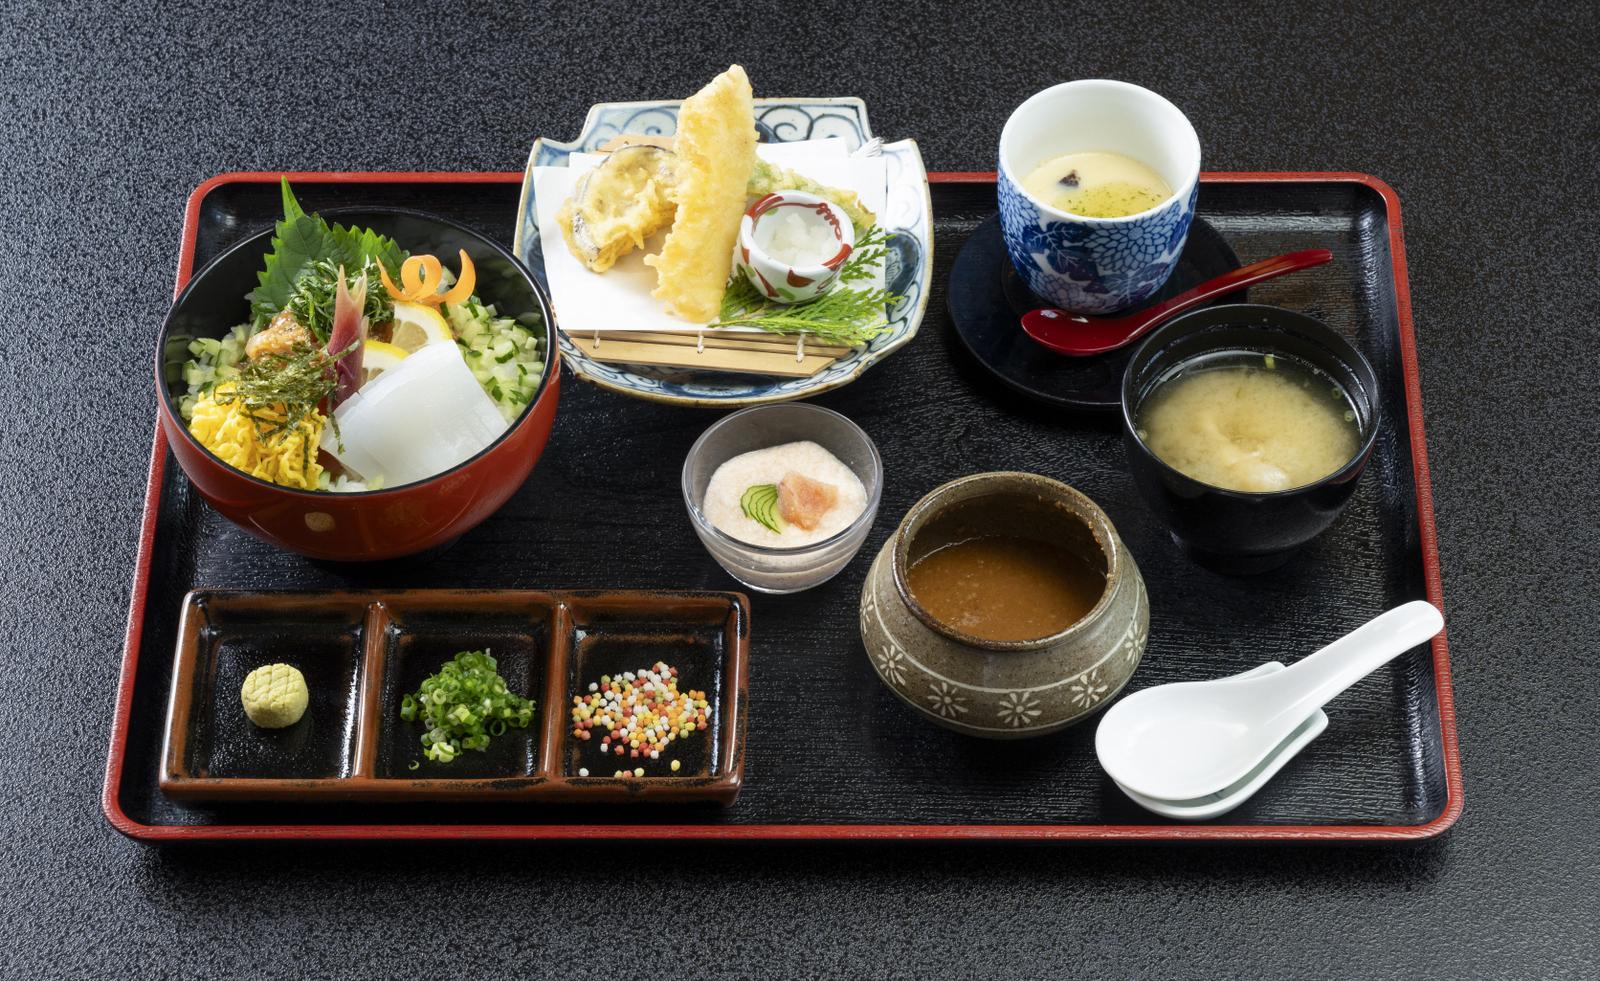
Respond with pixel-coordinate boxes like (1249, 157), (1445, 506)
(1134, 350), (1361, 493)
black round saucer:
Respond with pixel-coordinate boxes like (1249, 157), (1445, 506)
(946, 215), (1243, 410)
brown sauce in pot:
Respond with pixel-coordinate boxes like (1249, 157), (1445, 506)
(906, 535), (1106, 642)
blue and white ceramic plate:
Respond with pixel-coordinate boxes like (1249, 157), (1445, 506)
(513, 98), (932, 407)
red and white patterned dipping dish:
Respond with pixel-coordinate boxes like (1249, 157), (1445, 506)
(735, 190), (855, 304)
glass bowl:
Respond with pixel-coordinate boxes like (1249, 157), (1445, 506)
(682, 403), (883, 593)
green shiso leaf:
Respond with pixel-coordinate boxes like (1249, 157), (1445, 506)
(281, 174), (306, 223)
(246, 177), (408, 328)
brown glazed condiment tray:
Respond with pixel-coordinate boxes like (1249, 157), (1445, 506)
(159, 589), (748, 804)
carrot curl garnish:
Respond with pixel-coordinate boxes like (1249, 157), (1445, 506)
(380, 251), (476, 307)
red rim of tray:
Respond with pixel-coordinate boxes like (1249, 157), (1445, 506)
(104, 170), (1462, 842)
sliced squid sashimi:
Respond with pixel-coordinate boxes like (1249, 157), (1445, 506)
(319, 341), (508, 487)
(777, 471), (840, 531)
(328, 267), (368, 406)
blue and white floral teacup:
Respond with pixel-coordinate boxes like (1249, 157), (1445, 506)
(998, 80), (1201, 315)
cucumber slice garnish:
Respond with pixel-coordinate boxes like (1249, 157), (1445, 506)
(740, 484), (783, 533)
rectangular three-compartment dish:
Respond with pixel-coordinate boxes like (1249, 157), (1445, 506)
(160, 589), (747, 804)
(105, 170), (1461, 842)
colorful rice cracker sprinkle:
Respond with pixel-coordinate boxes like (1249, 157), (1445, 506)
(570, 660), (710, 776)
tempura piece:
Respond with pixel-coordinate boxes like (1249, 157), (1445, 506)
(558, 145), (678, 272)
(593, 135), (877, 232)
(643, 65), (758, 322)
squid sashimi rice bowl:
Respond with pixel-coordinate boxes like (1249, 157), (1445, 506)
(166, 179), (547, 494)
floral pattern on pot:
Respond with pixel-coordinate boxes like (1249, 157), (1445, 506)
(996, 690), (1043, 728)
(925, 681), (970, 719)
(1121, 578), (1149, 665)
(859, 535), (1151, 739)
(997, 165), (1197, 315)
(873, 643), (907, 688)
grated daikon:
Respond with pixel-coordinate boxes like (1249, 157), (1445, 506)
(756, 209), (841, 267)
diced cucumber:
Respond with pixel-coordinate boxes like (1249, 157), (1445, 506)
(444, 297), (544, 421)
(176, 323), (255, 420)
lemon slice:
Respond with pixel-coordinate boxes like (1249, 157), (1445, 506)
(361, 339), (410, 386)
(389, 300), (452, 353)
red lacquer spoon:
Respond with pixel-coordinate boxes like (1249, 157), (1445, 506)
(1020, 249), (1333, 357)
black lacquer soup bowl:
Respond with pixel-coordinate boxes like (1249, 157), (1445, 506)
(1119, 304), (1381, 574)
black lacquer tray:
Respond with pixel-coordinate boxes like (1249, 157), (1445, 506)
(104, 171), (1460, 842)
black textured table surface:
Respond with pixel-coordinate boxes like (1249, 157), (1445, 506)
(4, 1), (1597, 976)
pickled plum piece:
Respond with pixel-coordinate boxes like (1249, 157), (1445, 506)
(777, 471), (839, 531)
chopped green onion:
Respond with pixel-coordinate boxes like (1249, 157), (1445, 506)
(399, 649), (535, 764)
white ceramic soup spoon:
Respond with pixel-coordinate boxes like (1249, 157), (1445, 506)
(1095, 600), (1444, 803)
(1111, 661), (1329, 821)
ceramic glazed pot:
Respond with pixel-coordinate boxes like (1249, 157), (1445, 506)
(859, 472), (1149, 738)
(157, 208), (560, 561)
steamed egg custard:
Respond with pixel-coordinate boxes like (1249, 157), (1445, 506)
(1135, 351), (1361, 493)
(1021, 150), (1173, 219)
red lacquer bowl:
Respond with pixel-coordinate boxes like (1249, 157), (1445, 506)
(156, 208), (560, 561)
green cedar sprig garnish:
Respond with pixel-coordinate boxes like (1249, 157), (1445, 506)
(399, 650), (535, 764)
(740, 483), (783, 533)
(247, 178), (407, 334)
(712, 224), (901, 345)
(835, 222), (893, 287)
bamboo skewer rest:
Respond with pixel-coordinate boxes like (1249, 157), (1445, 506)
(564, 329), (854, 377)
